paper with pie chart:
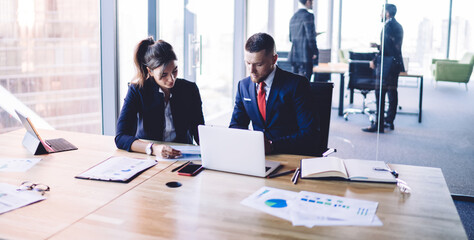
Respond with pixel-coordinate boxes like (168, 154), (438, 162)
(241, 186), (296, 221)
(241, 186), (382, 227)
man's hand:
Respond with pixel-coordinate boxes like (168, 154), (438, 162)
(370, 42), (379, 48)
(312, 54), (317, 60)
(369, 60), (375, 69)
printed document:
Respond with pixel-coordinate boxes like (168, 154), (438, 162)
(76, 156), (156, 182)
(0, 158), (41, 172)
(0, 183), (46, 215)
(241, 186), (382, 227)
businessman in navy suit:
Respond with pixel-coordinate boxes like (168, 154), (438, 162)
(230, 33), (320, 156)
(289, 0), (318, 81)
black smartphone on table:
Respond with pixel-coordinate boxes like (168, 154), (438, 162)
(177, 163), (203, 176)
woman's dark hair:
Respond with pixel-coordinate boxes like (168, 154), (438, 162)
(133, 36), (177, 87)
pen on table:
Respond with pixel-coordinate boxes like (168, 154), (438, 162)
(291, 168), (300, 184)
(171, 161), (191, 172)
(267, 169), (296, 178)
(373, 167), (399, 178)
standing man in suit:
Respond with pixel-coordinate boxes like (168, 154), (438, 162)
(363, 3), (404, 133)
(289, 0), (318, 81)
(230, 33), (320, 156)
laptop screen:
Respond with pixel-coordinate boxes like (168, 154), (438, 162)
(198, 125), (269, 177)
(15, 110), (42, 141)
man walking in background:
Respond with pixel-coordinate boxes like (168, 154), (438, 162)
(289, 0), (319, 81)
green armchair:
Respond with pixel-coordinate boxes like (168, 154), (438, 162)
(432, 52), (474, 90)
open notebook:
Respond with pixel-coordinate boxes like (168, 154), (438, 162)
(300, 157), (397, 183)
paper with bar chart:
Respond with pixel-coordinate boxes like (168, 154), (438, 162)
(241, 186), (382, 227)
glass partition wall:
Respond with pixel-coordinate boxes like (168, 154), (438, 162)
(338, 0), (473, 196)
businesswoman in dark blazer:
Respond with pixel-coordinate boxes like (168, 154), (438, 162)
(115, 37), (204, 158)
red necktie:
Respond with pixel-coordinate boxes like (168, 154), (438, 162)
(258, 82), (266, 121)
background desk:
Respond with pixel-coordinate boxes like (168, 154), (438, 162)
(398, 72), (424, 123)
(0, 130), (467, 239)
(314, 63), (424, 122)
(314, 63), (347, 117)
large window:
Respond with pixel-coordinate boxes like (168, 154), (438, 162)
(0, 0), (101, 133)
(190, 0), (235, 119)
(274, 0), (295, 52)
(159, 0), (184, 76)
(340, 0), (450, 74)
(117, 0), (148, 108)
(450, 0), (474, 59)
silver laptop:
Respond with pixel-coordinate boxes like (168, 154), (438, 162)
(198, 125), (280, 177)
(15, 110), (77, 153)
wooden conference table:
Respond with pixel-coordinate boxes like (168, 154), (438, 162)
(0, 129), (467, 239)
(314, 63), (424, 122)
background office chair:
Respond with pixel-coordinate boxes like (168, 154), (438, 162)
(313, 49), (331, 82)
(432, 52), (474, 90)
(276, 51), (292, 72)
(309, 82), (336, 157)
(343, 52), (377, 123)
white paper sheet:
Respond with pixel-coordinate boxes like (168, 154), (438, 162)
(241, 187), (383, 227)
(0, 183), (46, 215)
(156, 153), (201, 161)
(156, 145), (201, 161)
(291, 191), (378, 225)
(170, 145), (201, 154)
(0, 158), (41, 172)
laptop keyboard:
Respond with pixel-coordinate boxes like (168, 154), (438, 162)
(45, 138), (77, 152)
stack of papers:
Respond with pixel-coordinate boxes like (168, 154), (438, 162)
(0, 183), (46, 215)
(241, 186), (382, 227)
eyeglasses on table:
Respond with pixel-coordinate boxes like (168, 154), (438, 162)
(16, 181), (50, 196)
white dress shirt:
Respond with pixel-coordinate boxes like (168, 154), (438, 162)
(256, 67), (276, 101)
(159, 88), (176, 142)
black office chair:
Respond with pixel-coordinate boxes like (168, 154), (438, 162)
(276, 51), (292, 72)
(313, 49), (331, 82)
(343, 52), (377, 123)
(310, 82), (336, 157)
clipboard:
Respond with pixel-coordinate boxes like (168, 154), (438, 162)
(75, 156), (157, 183)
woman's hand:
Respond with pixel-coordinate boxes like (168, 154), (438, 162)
(154, 144), (182, 159)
